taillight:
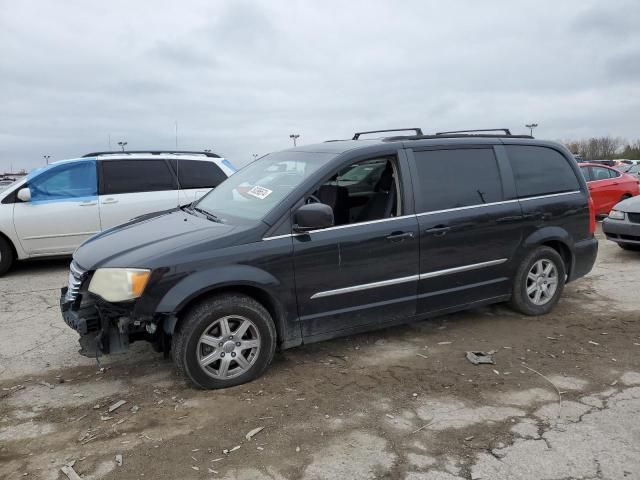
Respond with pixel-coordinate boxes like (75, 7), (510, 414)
(588, 195), (596, 235)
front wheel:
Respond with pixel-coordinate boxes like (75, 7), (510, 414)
(172, 294), (277, 389)
(509, 246), (566, 316)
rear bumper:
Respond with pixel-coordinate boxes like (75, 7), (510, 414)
(602, 217), (640, 245)
(569, 236), (598, 282)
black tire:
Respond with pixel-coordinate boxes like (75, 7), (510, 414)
(0, 236), (14, 276)
(509, 246), (566, 316)
(172, 293), (277, 389)
(619, 243), (640, 251)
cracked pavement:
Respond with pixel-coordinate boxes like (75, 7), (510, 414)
(1, 226), (639, 479)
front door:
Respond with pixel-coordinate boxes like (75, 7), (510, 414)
(292, 156), (420, 338)
(13, 160), (100, 256)
(408, 146), (522, 314)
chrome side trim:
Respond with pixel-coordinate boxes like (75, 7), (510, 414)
(415, 191), (582, 217)
(518, 190), (581, 202)
(419, 258), (507, 280)
(23, 231), (99, 240)
(310, 274), (420, 299)
(416, 199), (519, 217)
(262, 214), (416, 241)
(311, 258), (508, 299)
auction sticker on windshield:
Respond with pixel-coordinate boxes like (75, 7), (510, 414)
(246, 185), (273, 200)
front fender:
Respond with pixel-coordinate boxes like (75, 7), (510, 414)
(156, 264), (283, 314)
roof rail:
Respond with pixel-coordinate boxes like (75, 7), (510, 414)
(353, 128), (423, 140)
(435, 128), (512, 136)
(82, 150), (221, 158)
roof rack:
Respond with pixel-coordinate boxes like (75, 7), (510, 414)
(82, 150), (221, 158)
(353, 128), (423, 140)
(436, 128), (512, 136)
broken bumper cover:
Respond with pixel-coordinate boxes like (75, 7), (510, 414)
(60, 287), (131, 357)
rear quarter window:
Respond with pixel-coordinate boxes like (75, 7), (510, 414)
(506, 146), (579, 198)
(174, 160), (227, 189)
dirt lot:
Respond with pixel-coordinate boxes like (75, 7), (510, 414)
(1, 225), (639, 480)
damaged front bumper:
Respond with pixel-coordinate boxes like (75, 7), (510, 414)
(60, 287), (133, 357)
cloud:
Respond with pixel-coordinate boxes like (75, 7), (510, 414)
(1, 0), (640, 172)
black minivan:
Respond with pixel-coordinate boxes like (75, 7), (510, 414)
(61, 128), (598, 389)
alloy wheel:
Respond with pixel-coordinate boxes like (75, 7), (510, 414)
(197, 315), (261, 379)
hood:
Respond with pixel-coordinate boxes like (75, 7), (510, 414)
(615, 195), (640, 214)
(74, 208), (255, 270)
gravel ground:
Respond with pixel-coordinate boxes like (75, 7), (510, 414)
(1, 224), (639, 480)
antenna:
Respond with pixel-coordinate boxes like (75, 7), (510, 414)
(174, 122), (182, 209)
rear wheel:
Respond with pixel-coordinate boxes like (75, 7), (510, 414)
(509, 246), (565, 316)
(0, 237), (14, 276)
(172, 294), (277, 389)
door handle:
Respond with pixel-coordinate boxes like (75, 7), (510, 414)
(424, 225), (450, 236)
(79, 201), (97, 207)
(386, 231), (414, 242)
(101, 198), (118, 204)
(497, 215), (524, 223)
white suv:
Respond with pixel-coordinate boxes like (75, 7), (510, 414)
(0, 151), (235, 274)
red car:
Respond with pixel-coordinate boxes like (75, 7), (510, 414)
(579, 163), (640, 215)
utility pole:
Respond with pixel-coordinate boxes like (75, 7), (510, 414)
(289, 134), (300, 147)
(117, 141), (128, 152)
(525, 123), (538, 136)
(43, 155), (51, 165)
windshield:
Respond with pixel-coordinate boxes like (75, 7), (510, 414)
(195, 151), (332, 221)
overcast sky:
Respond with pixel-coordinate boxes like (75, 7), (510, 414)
(1, 0), (639, 172)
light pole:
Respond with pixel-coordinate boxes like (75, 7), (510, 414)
(117, 141), (128, 152)
(289, 134), (300, 147)
(43, 155), (51, 165)
(525, 123), (538, 136)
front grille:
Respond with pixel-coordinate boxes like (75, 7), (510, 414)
(628, 212), (640, 224)
(65, 261), (86, 303)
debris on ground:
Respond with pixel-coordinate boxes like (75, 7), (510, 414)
(60, 465), (83, 480)
(108, 400), (127, 413)
(465, 351), (496, 365)
(40, 381), (55, 389)
(245, 426), (264, 441)
(437, 341), (452, 345)
(588, 340), (600, 346)
(115, 454), (123, 466)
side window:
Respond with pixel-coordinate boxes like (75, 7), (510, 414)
(591, 167), (612, 181)
(412, 148), (503, 212)
(608, 168), (620, 178)
(101, 160), (177, 195)
(29, 161), (97, 201)
(506, 146), (580, 197)
(175, 160), (227, 189)
(308, 157), (401, 225)
(580, 166), (593, 182)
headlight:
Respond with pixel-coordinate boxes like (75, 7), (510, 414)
(608, 210), (625, 220)
(88, 268), (151, 302)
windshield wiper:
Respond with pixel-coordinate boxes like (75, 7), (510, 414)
(193, 206), (223, 223)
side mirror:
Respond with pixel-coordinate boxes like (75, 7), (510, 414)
(293, 203), (334, 232)
(17, 187), (31, 202)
